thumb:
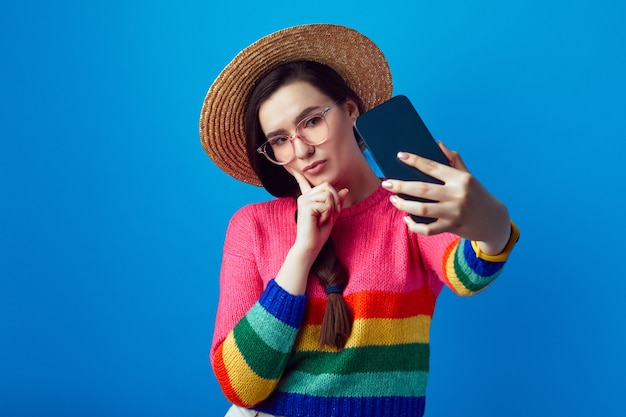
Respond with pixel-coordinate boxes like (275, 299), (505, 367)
(337, 188), (350, 210)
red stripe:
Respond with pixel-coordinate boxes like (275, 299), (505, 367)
(213, 342), (245, 405)
(440, 238), (460, 288)
(303, 287), (437, 325)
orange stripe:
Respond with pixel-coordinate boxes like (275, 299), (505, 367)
(303, 287), (436, 325)
(440, 238), (460, 290)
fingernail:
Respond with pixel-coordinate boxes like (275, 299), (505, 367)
(390, 195), (398, 204)
(381, 180), (392, 188)
(397, 152), (409, 160)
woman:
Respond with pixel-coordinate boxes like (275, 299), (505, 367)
(200, 24), (519, 417)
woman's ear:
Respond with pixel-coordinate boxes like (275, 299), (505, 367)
(345, 98), (360, 123)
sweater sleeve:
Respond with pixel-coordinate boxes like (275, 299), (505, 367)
(418, 223), (519, 296)
(210, 206), (307, 407)
(439, 237), (507, 296)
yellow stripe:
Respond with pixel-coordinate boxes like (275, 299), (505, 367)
(471, 220), (520, 262)
(295, 315), (432, 352)
(444, 249), (474, 296)
(222, 332), (276, 406)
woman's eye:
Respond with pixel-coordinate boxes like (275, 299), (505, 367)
(304, 115), (323, 128)
(269, 136), (289, 146)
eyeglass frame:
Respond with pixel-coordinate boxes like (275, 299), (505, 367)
(256, 100), (340, 166)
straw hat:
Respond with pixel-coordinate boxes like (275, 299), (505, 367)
(199, 23), (393, 186)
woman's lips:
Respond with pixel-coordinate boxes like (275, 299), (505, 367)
(303, 160), (326, 175)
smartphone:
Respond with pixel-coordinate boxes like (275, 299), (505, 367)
(355, 95), (450, 224)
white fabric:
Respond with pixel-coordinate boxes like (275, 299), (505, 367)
(224, 404), (283, 417)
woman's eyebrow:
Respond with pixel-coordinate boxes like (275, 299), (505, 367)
(265, 105), (323, 138)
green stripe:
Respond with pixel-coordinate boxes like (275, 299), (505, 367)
(247, 303), (298, 354)
(289, 343), (429, 375)
(233, 316), (288, 380)
(279, 370), (429, 397)
(453, 246), (501, 292)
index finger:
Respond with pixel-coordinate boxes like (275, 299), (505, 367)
(290, 169), (312, 194)
(396, 151), (452, 182)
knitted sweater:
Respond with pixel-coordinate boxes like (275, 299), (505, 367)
(210, 186), (511, 417)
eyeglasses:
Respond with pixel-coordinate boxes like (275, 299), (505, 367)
(256, 100), (339, 165)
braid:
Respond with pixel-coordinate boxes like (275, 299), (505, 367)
(312, 238), (352, 349)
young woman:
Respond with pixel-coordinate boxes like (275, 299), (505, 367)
(200, 24), (519, 417)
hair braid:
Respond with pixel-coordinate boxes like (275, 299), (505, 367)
(312, 238), (352, 349)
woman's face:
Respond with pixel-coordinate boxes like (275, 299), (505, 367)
(257, 81), (364, 188)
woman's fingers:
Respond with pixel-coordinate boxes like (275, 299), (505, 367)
(291, 169), (312, 194)
(337, 188), (349, 209)
(402, 213), (451, 236)
(437, 142), (469, 172)
(389, 194), (438, 220)
(383, 148), (477, 235)
(385, 148), (510, 246)
(295, 181), (348, 226)
(383, 178), (444, 203)
(396, 151), (449, 182)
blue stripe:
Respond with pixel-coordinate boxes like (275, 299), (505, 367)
(256, 392), (426, 417)
(462, 239), (505, 276)
(258, 279), (306, 328)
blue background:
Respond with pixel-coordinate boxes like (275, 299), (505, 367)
(2, 0), (625, 416)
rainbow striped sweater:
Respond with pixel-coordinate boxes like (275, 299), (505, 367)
(210, 186), (514, 417)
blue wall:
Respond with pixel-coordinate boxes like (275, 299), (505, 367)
(2, 1), (624, 416)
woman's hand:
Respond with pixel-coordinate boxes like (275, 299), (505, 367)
(382, 142), (511, 255)
(291, 170), (349, 258)
(274, 171), (348, 295)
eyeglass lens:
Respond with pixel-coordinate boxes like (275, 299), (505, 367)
(265, 113), (329, 164)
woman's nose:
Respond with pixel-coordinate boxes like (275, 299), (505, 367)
(292, 136), (314, 158)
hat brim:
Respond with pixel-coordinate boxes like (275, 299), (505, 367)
(199, 24), (393, 186)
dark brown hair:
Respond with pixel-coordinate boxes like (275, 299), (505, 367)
(244, 60), (364, 349)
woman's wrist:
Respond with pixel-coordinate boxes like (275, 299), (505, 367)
(472, 221), (520, 262)
(275, 246), (316, 295)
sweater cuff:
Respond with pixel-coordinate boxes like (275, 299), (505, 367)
(259, 279), (307, 328)
(471, 221), (520, 262)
